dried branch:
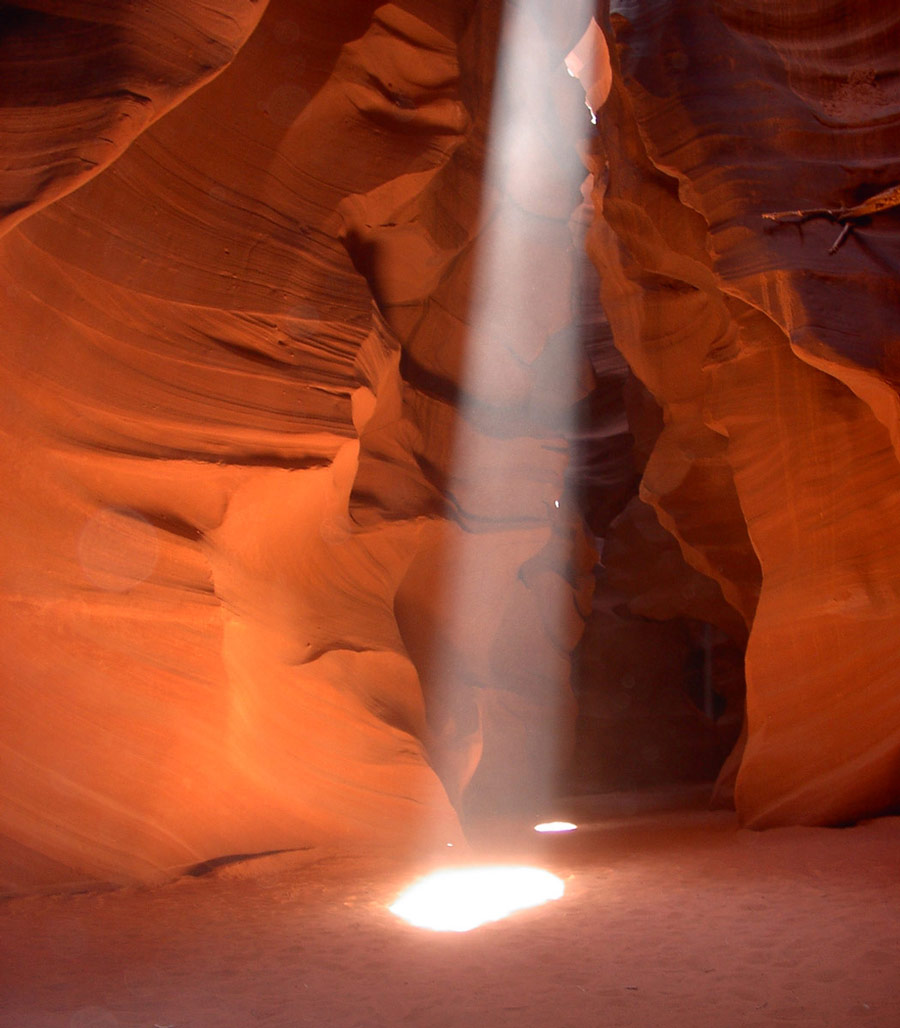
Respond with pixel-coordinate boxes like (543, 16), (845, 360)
(761, 206), (842, 223)
(762, 183), (900, 253)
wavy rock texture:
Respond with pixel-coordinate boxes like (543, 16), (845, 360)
(0, 0), (601, 893)
(590, 0), (900, 826)
(0, 0), (269, 233)
(5, 0), (900, 895)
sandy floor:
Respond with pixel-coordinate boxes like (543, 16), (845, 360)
(2, 789), (899, 1028)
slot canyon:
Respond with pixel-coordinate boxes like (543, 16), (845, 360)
(1, 1), (899, 1025)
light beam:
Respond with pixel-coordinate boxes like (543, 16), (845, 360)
(421, 0), (598, 825)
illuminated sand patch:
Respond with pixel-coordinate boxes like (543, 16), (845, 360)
(534, 821), (578, 833)
(389, 867), (565, 932)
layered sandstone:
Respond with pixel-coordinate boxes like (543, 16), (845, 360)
(0, 0), (597, 893)
(589, 0), (900, 826)
(0, 1), (269, 233)
(3, 0), (900, 895)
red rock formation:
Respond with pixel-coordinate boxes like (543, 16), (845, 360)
(0, 1), (269, 233)
(4, 0), (900, 895)
(0, 0), (599, 893)
(1, 0), (467, 893)
(588, 0), (900, 826)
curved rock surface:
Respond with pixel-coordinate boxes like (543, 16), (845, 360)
(590, 0), (900, 826)
(0, 0), (268, 234)
(4, 0), (900, 894)
(0, 0), (598, 893)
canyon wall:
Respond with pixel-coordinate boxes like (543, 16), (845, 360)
(3, 0), (900, 894)
(590, 0), (900, 825)
(0, 0), (597, 893)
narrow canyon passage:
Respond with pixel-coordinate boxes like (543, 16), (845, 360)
(3, 0), (900, 1023)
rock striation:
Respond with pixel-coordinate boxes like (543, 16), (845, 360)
(3, 0), (900, 894)
(0, 1), (269, 234)
(0, 0), (598, 893)
(589, 0), (900, 826)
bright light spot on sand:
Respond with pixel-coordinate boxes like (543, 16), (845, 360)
(554, 499), (560, 509)
(389, 867), (564, 932)
(534, 821), (578, 833)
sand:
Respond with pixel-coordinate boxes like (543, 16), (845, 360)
(2, 789), (898, 1028)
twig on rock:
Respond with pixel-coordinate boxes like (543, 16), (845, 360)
(762, 183), (900, 253)
(762, 206), (842, 222)
(828, 223), (853, 254)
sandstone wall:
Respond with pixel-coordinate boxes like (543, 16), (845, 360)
(4, 0), (900, 894)
(589, 0), (900, 826)
(0, 0), (596, 893)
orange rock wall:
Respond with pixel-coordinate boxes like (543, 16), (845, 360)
(0, 0), (597, 893)
(590, 0), (900, 826)
(0, 1), (269, 233)
(4, 0), (900, 895)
